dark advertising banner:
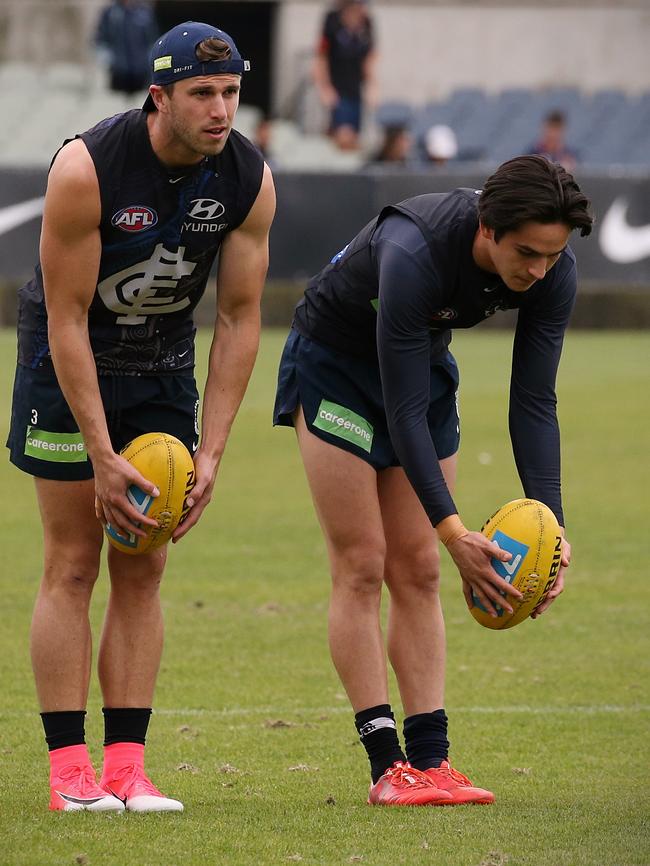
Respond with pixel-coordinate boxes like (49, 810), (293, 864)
(1, 167), (649, 286)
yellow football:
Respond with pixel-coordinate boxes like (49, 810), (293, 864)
(104, 432), (195, 555)
(470, 498), (563, 629)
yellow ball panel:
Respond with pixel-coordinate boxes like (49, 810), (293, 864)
(470, 498), (562, 630)
(104, 432), (195, 555)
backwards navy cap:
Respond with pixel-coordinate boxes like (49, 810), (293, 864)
(143, 21), (250, 110)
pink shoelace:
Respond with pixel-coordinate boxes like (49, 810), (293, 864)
(56, 764), (102, 795)
(384, 762), (434, 789)
(106, 763), (161, 797)
(430, 762), (473, 786)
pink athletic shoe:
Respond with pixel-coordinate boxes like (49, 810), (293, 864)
(424, 760), (495, 805)
(368, 761), (453, 806)
(100, 743), (183, 813)
(49, 745), (124, 812)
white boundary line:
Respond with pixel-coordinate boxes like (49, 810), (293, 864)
(1, 704), (648, 720)
(156, 704), (650, 717)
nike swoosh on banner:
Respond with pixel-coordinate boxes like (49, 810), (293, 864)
(0, 197), (45, 237)
(599, 197), (650, 264)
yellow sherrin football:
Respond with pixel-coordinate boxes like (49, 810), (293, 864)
(105, 432), (195, 555)
(470, 498), (563, 629)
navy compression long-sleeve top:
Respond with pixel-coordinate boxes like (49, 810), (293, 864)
(293, 190), (577, 528)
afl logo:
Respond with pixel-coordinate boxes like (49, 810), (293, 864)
(187, 199), (225, 220)
(112, 206), (158, 233)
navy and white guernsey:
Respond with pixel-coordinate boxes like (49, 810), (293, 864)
(293, 189), (577, 525)
(17, 109), (264, 375)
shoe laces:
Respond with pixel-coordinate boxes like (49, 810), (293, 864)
(108, 763), (161, 797)
(385, 762), (433, 790)
(432, 762), (472, 786)
(57, 764), (100, 795)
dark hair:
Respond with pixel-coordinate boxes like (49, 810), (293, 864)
(162, 38), (234, 99)
(478, 155), (593, 240)
(195, 37), (232, 63)
(545, 109), (566, 126)
(374, 125), (409, 161)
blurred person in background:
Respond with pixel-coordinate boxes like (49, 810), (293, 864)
(7, 21), (275, 814)
(95, 0), (158, 95)
(367, 124), (413, 166)
(313, 0), (377, 151)
(274, 156), (592, 806)
(528, 110), (578, 172)
(253, 115), (275, 166)
(424, 124), (458, 166)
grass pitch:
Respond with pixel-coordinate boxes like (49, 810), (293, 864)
(0, 327), (648, 866)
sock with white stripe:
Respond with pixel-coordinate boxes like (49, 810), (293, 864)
(354, 704), (405, 784)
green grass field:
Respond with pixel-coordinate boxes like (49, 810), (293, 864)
(0, 328), (648, 866)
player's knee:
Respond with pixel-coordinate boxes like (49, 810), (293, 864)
(107, 545), (167, 591)
(42, 548), (101, 595)
(331, 542), (386, 595)
(385, 545), (441, 594)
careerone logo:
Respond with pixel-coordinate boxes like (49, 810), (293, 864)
(24, 427), (87, 463)
(111, 206), (158, 232)
(313, 399), (374, 453)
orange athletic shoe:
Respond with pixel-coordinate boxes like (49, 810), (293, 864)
(100, 743), (183, 813)
(368, 761), (453, 806)
(50, 759), (124, 812)
(424, 760), (495, 805)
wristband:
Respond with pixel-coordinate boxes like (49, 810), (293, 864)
(436, 514), (469, 548)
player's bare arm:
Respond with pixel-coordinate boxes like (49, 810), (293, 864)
(362, 50), (378, 110)
(41, 139), (159, 537)
(312, 52), (338, 109)
(173, 163), (276, 540)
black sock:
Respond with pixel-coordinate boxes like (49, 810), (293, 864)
(355, 704), (406, 784)
(103, 707), (152, 746)
(403, 709), (449, 770)
(40, 710), (86, 752)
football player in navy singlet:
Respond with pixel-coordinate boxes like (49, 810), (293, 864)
(274, 156), (593, 805)
(6, 21), (275, 812)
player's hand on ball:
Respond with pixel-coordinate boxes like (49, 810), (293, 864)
(531, 535), (570, 619)
(448, 532), (523, 618)
(94, 452), (160, 539)
(171, 448), (217, 542)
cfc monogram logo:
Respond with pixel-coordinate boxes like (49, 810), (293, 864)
(98, 243), (197, 324)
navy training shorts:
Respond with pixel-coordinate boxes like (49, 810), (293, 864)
(6, 364), (200, 481)
(273, 329), (460, 469)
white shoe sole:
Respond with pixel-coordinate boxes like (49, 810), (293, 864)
(125, 795), (184, 813)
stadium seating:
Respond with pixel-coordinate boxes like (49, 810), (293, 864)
(395, 85), (650, 169)
(0, 62), (648, 170)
